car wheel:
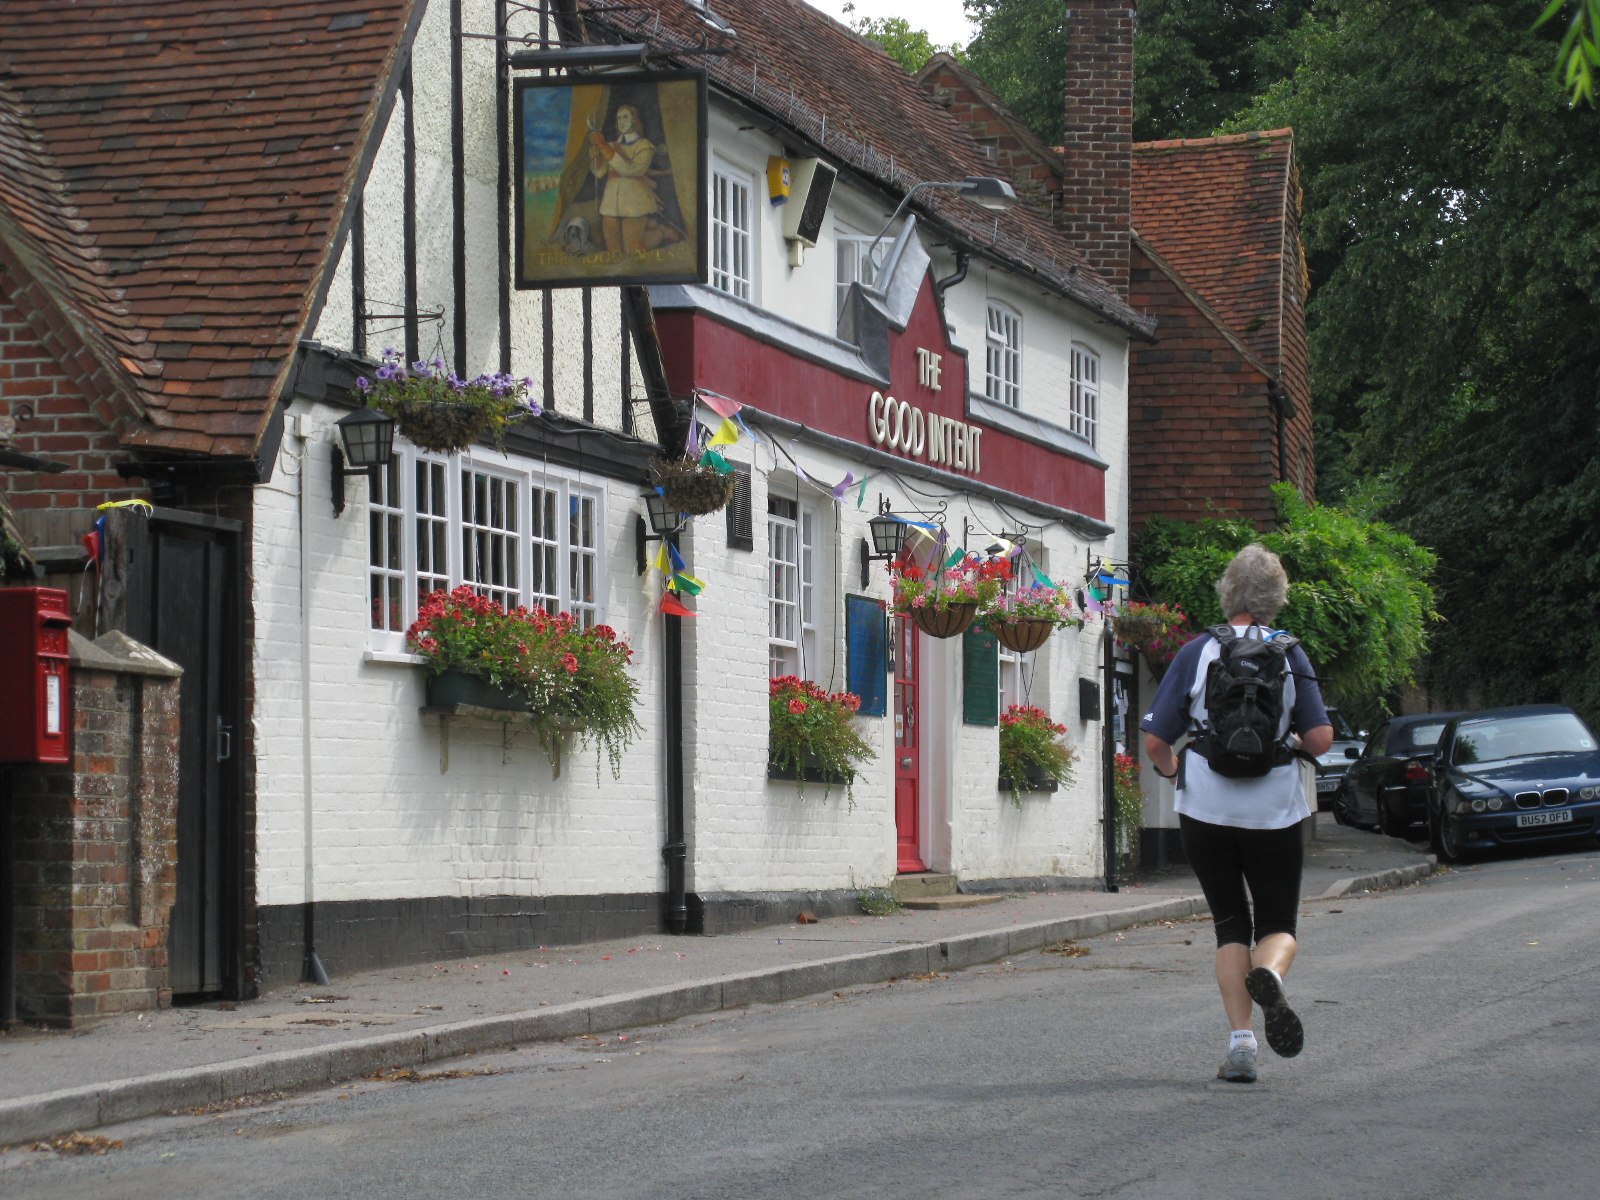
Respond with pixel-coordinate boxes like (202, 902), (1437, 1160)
(1436, 811), (1472, 864)
(1332, 785), (1353, 826)
(1379, 799), (1407, 840)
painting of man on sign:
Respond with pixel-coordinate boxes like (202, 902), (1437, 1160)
(514, 71), (706, 288)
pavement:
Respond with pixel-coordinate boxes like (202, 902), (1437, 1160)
(0, 820), (1432, 1144)
(7, 834), (1595, 1200)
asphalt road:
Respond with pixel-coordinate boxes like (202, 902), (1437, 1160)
(5, 841), (1598, 1200)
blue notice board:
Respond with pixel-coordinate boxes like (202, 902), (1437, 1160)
(845, 594), (888, 717)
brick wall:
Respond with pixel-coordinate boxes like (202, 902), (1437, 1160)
(1128, 243), (1279, 529)
(1059, 1), (1136, 295)
(8, 660), (180, 1026)
(1, 263), (145, 570)
(918, 60), (1064, 215)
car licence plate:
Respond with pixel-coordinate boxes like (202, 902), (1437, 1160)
(1316, 778), (1339, 792)
(1516, 809), (1573, 828)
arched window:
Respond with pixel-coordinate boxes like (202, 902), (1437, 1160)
(985, 302), (1022, 409)
(1070, 343), (1099, 446)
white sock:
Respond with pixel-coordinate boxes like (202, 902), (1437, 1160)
(1230, 1029), (1257, 1050)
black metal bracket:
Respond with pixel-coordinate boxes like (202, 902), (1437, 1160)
(332, 448), (387, 518)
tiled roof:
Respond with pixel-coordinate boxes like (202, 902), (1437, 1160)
(582, 0), (1155, 339)
(0, 0), (415, 458)
(1131, 130), (1295, 368)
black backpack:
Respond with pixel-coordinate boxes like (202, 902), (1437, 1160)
(1193, 625), (1301, 779)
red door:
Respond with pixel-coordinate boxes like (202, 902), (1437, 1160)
(894, 617), (926, 872)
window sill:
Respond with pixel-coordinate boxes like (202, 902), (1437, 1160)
(966, 392), (1108, 469)
(363, 649), (427, 666)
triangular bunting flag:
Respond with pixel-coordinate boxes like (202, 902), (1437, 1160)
(659, 591), (697, 617)
(700, 447), (734, 474)
(698, 390), (744, 420)
(667, 541), (687, 572)
(707, 418), (740, 448)
(683, 409), (700, 457)
(831, 471), (854, 500)
(670, 572), (704, 596)
(1032, 564), (1054, 588)
(652, 542), (671, 574)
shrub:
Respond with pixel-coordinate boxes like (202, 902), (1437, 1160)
(858, 887), (902, 916)
(1135, 484), (1437, 716)
(408, 586), (640, 777)
(768, 676), (877, 803)
(998, 705), (1077, 808)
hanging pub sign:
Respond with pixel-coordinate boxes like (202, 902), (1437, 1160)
(513, 70), (708, 289)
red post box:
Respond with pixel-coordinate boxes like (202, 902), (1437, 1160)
(0, 587), (73, 764)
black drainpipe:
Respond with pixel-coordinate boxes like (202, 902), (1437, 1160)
(662, 542), (688, 934)
(1101, 622), (1119, 893)
(1268, 382), (1294, 483)
(933, 252), (970, 308)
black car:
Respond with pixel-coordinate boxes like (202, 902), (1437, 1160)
(1427, 704), (1600, 862)
(1336, 711), (1463, 837)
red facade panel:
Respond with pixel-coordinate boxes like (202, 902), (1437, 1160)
(656, 278), (1106, 521)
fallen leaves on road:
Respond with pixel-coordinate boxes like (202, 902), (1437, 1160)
(296, 995), (348, 1005)
(364, 1067), (500, 1084)
(1041, 940), (1090, 958)
(174, 1091), (286, 1117)
(30, 1133), (123, 1156)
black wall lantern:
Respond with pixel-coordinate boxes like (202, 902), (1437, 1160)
(332, 407), (396, 516)
(635, 492), (689, 575)
(859, 511), (914, 589)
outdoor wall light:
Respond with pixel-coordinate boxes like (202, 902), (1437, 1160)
(859, 512), (913, 588)
(636, 492), (689, 575)
(332, 407), (396, 517)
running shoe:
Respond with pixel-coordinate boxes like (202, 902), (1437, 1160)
(1217, 1042), (1257, 1083)
(1246, 967), (1304, 1058)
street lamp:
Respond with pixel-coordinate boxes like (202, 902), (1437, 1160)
(860, 511), (914, 588)
(332, 407), (396, 516)
(863, 176), (1018, 274)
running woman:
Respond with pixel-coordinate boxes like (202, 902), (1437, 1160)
(1140, 544), (1333, 1083)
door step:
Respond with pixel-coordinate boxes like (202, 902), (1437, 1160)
(891, 872), (958, 900)
(899, 893), (1007, 911)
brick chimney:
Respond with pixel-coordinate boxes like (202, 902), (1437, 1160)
(1057, 1), (1135, 296)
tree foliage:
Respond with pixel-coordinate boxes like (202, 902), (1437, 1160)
(841, 5), (960, 74)
(1228, 0), (1600, 726)
(963, 0), (1312, 143)
(1136, 486), (1438, 717)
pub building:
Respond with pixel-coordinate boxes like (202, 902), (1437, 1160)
(0, 0), (1157, 1010)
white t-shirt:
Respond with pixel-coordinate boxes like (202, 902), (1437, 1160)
(1151, 625), (1316, 831)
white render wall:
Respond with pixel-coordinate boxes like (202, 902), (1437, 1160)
(273, 17), (1133, 909)
(252, 400), (669, 908)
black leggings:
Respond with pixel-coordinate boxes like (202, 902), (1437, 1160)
(1179, 814), (1303, 948)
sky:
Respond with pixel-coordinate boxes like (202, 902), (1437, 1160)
(806, 1), (977, 50)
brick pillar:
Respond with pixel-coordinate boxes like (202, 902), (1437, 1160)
(1058, 1), (1136, 295)
(8, 634), (180, 1026)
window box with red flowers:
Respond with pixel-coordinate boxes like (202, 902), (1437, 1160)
(767, 676), (877, 802)
(997, 704), (1078, 807)
(408, 586), (640, 777)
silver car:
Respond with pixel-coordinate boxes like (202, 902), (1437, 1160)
(1313, 708), (1365, 810)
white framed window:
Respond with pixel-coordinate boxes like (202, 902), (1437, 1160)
(460, 466), (521, 610)
(999, 645), (1023, 717)
(986, 302), (1022, 409)
(768, 495), (816, 678)
(369, 456), (405, 637)
(1070, 342), (1100, 446)
(711, 165), (752, 300)
(834, 233), (880, 316)
(364, 445), (606, 648)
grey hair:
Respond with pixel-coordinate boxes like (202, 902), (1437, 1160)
(1216, 543), (1289, 624)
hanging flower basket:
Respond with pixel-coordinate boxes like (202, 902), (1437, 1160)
(890, 551), (1009, 640)
(358, 350), (538, 454)
(911, 602), (978, 639)
(391, 401), (499, 454)
(650, 455), (735, 515)
(1112, 601), (1193, 679)
(993, 619), (1055, 654)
